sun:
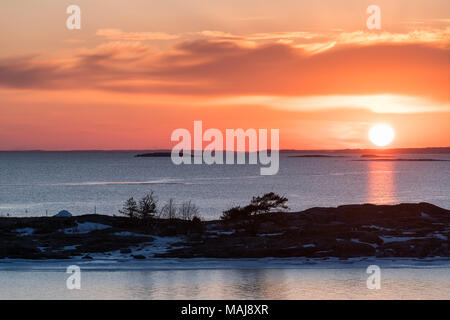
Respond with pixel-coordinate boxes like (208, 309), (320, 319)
(368, 124), (395, 147)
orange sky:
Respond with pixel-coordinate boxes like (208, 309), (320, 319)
(0, 0), (449, 150)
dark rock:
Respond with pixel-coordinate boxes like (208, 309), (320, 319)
(0, 202), (449, 260)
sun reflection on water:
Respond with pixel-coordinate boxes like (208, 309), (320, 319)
(366, 160), (398, 204)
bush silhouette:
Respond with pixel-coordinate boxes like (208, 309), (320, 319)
(221, 192), (289, 221)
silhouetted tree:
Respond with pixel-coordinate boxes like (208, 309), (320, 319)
(221, 192), (289, 221)
(119, 197), (138, 219)
(139, 192), (158, 219)
(179, 200), (199, 221)
(249, 192), (289, 214)
(160, 198), (177, 219)
(192, 216), (202, 224)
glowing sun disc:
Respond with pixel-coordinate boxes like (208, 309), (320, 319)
(369, 124), (395, 147)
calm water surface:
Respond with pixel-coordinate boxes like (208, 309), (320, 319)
(1, 266), (449, 299)
(1, 151), (449, 218)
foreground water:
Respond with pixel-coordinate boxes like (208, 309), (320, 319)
(0, 258), (449, 299)
(1, 151), (449, 219)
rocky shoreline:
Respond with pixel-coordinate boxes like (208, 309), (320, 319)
(1, 202), (449, 260)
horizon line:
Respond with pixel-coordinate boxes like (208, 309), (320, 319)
(1, 147), (450, 152)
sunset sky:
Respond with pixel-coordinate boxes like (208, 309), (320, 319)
(0, 0), (449, 150)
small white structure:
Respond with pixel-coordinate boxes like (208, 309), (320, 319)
(54, 210), (72, 217)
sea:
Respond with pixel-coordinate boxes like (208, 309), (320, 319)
(0, 151), (449, 299)
(0, 151), (449, 218)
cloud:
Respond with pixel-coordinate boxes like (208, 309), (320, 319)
(0, 56), (64, 89)
(198, 28), (450, 52)
(96, 29), (180, 41)
(208, 94), (450, 114)
(198, 30), (319, 41)
(335, 28), (450, 47)
(147, 40), (450, 101)
(0, 39), (448, 102)
(95, 27), (450, 53)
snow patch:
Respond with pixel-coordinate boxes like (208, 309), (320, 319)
(63, 245), (80, 250)
(13, 228), (35, 236)
(86, 236), (185, 260)
(214, 230), (236, 236)
(63, 222), (111, 234)
(114, 231), (152, 237)
(432, 233), (448, 241)
(421, 212), (431, 218)
(381, 236), (427, 243)
(127, 236), (185, 257)
(363, 225), (392, 231)
(258, 233), (284, 237)
(351, 238), (377, 248)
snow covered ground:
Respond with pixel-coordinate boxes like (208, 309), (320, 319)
(62, 222), (111, 234)
(13, 227), (35, 236)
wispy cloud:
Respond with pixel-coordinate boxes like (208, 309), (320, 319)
(199, 28), (450, 53)
(335, 28), (450, 46)
(209, 94), (450, 114)
(198, 30), (319, 41)
(94, 26), (450, 55)
(96, 29), (180, 41)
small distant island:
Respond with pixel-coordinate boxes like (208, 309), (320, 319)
(135, 152), (173, 157)
(353, 158), (448, 162)
(1, 192), (449, 260)
(135, 151), (197, 158)
(289, 155), (347, 158)
(360, 154), (387, 158)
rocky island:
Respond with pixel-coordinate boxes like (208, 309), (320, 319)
(1, 202), (449, 260)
